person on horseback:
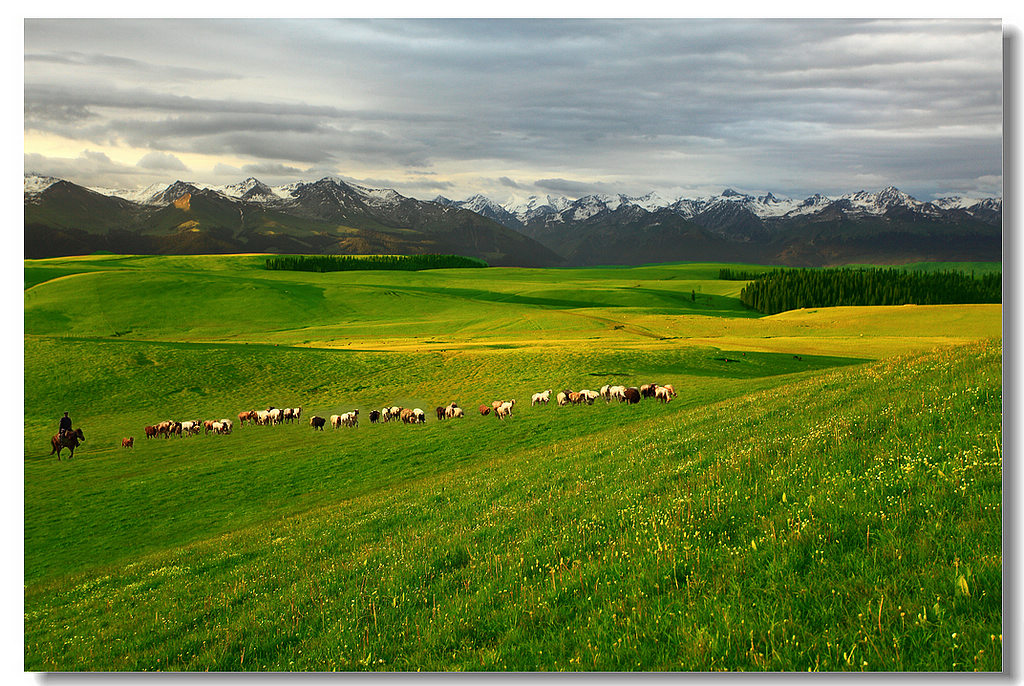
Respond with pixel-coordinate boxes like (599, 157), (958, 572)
(58, 411), (72, 439)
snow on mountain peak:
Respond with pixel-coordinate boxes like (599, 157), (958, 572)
(24, 173), (62, 195)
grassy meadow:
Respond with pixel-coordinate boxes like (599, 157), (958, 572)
(23, 255), (1002, 671)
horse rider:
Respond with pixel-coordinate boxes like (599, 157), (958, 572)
(58, 411), (72, 439)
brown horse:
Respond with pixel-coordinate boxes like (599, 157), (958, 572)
(50, 428), (85, 460)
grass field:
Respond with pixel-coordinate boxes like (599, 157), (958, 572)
(23, 255), (1002, 671)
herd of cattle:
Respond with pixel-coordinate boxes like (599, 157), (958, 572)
(125, 383), (676, 447)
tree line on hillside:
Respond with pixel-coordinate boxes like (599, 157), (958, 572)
(738, 267), (1002, 315)
(718, 268), (771, 280)
(264, 254), (488, 272)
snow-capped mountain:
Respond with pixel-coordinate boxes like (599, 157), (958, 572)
(440, 184), (1002, 233)
(24, 173), (61, 195)
(221, 177), (278, 203)
(24, 172), (1002, 266)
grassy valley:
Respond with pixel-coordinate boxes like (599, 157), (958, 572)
(23, 256), (1002, 671)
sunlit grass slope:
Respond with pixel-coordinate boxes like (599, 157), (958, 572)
(24, 255), (1002, 671)
(24, 256), (1000, 355)
(24, 340), (1002, 671)
(25, 336), (854, 584)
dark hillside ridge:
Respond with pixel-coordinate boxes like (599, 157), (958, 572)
(25, 176), (1001, 267)
(24, 177), (562, 267)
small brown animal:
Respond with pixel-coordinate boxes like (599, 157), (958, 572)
(478, 405), (491, 416)
(121, 437), (134, 448)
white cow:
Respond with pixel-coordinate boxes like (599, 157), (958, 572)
(496, 400), (515, 419)
(531, 390), (552, 406)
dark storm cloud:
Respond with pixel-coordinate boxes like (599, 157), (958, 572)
(23, 18), (1002, 199)
(136, 151), (189, 171)
(535, 178), (620, 195)
(25, 50), (235, 81)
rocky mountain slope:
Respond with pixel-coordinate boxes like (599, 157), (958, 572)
(24, 175), (562, 266)
(26, 174), (1001, 266)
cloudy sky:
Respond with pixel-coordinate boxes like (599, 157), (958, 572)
(23, 18), (1003, 202)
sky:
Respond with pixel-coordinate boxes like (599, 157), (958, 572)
(23, 18), (1004, 203)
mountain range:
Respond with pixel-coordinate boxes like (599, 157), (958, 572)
(25, 174), (1001, 267)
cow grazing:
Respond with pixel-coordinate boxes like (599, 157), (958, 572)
(532, 390), (552, 406)
(579, 390), (599, 405)
(412, 408), (426, 424)
(211, 421), (225, 434)
(340, 410), (359, 427)
(600, 385), (612, 403)
(283, 408), (294, 423)
(496, 400), (515, 419)
(491, 400), (503, 411)
(450, 406), (465, 418)
(268, 408), (284, 425)
(622, 387), (641, 404)
(609, 385), (627, 402)
(436, 406), (446, 421)
(640, 384), (658, 399)
(655, 386), (673, 403)
(400, 408), (416, 424)
(568, 391), (582, 405)
(219, 419), (233, 434)
(557, 391), (570, 407)
(444, 402), (460, 419)
(663, 384), (676, 398)
(330, 414), (343, 429)
(310, 416), (326, 430)
(121, 437), (134, 449)
(369, 410), (381, 424)
(144, 425), (157, 439)
(478, 405), (491, 416)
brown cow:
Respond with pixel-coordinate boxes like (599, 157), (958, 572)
(478, 405), (491, 416)
(622, 387), (641, 404)
(144, 425), (157, 439)
(309, 416), (326, 430)
(121, 437), (134, 448)
(400, 408), (416, 424)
